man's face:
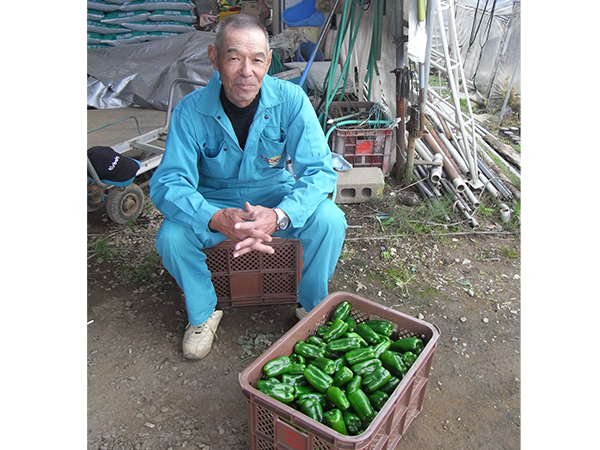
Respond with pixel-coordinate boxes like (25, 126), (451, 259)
(208, 26), (272, 109)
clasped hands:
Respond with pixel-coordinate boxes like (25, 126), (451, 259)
(208, 201), (278, 258)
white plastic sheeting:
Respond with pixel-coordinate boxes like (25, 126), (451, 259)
(87, 31), (216, 110)
(439, 0), (521, 101)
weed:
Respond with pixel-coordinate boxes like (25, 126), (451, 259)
(114, 250), (162, 283)
(383, 266), (416, 295)
(418, 285), (440, 300)
(500, 247), (519, 259)
(94, 237), (117, 261)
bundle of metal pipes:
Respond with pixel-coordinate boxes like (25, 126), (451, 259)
(403, 87), (520, 229)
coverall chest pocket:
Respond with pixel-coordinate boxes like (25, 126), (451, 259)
(258, 127), (287, 169)
(198, 138), (241, 179)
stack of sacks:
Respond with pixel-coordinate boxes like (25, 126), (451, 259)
(87, 0), (198, 49)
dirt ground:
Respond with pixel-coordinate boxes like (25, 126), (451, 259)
(87, 108), (520, 450)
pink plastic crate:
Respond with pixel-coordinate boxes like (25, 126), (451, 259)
(239, 292), (440, 450)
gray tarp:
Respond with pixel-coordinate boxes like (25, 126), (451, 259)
(87, 31), (216, 110)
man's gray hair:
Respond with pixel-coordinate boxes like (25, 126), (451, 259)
(213, 13), (270, 54)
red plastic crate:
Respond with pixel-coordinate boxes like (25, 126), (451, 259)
(239, 292), (440, 450)
(331, 127), (394, 176)
(201, 238), (303, 308)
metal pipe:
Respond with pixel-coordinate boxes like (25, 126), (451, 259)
(425, 116), (462, 176)
(437, 127), (469, 174)
(422, 129), (466, 192)
(477, 157), (513, 200)
(393, 0), (407, 181)
(440, 178), (479, 228)
(478, 172), (500, 198)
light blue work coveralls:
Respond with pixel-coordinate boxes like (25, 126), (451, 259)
(149, 72), (347, 326)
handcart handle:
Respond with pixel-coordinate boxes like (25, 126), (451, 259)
(164, 78), (207, 132)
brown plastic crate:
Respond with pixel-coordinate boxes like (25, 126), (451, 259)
(331, 127), (394, 176)
(201, 237), (302, 308)
(239, 292), (440, 450)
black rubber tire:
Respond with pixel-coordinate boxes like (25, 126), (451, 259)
(88, 181), (107, 212)
(105, 184), (144, 224)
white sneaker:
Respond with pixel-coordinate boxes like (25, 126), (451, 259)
(295, 306), (308, 320)
(182, 309), (223, 360)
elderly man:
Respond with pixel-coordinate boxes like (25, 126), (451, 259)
(149, 14), (346, 360)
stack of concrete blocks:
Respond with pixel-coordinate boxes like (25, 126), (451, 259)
(334, 167), (384, 204)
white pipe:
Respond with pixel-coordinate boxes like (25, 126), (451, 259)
(463, 185), (480, 209)
(430, 153), (444, 184)
(499, 203), (511, 223)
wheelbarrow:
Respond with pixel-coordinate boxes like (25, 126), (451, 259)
(87, 78), (206, 224)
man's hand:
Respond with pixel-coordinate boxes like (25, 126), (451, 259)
(208, 202), (278, 257)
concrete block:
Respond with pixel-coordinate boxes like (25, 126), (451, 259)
(335, 167), (384, 204)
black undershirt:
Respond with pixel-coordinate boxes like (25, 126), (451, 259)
(220, 87), (260, 150)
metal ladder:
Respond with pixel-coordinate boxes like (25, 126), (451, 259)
(428, 0), (482, 189)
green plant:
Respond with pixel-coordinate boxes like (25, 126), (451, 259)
(93, 236), (117, 261)
(500, 247), (519, 259)
(383, 266), (416, 296)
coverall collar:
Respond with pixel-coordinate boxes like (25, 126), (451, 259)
(196, 72), (285, 117)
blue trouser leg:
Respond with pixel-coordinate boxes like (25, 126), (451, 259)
(155, 220), (227, 326)
(278, 198), (347, 311)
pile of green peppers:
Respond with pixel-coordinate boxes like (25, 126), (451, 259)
(256, 301), (425, 436)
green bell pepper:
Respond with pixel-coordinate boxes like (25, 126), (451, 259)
(287, 363), (306, 375)
(256, 378), (280, 390)
(306, 335), (326, 348)
(290, 353), (305, 364)
(332, 301), (351, 321)
(327, 336), (362, 353)
(298, 396), (323, 422)
(365, 319), (394, 337)
(390, 336), (424, 355)
(345, 375), (362, 396)
(295, 385), (315, 396)
(280, 373), (308, 388)
(257, 380), (296, 403)
(262, 355), (291, 377)
(402, 351), (418, 368)
(312, 357), (337, 375)
(342, 410), (361, 435)
(304, 363), (334, 393)
(355, 323), (382, 345)
(294, 341), (325, 359)
(323, 317), (349, 343)
(368, 390), (389, 411)
(361, 366), (392, 393)
(344, 332), (369, 348)
(345, 315), (357, 333)
(380, 350), (408, 378)
(379, 376), (401, 395)
(372, 337), (392, 358)
(344, 347), (375, 365)
(298, 392), (327, 409)
(323, 408), (348, 435)
(350, 358), (382, 378)
(332, 366), (354, 387)
(347, 389), (376, 426)
(326, 386), (350, 411)
(316, 325), (329, 337)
